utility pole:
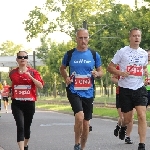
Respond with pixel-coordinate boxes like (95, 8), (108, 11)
(83, 20), (87, 29)
(135, 0), (137, 8)
(33, 50), (36, 69)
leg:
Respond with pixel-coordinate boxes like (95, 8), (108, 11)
(80, 119), (89, 149)
(11, 101), (24, 150)
(3, 97), (8, 113)
(66, 88), (83, 149)
(80, 97), (93, 150)
(126, 108), (135, 137)
(135, 106), (147, 143)
(125, 109), (135, 144)
(114, 94), (124, 137)
(119, 111), (133, 140)
(134, 86), (148, 150)
(5, 98), (9, 113)
(114, 108), (123, 137)
(74, 111), (84, 145)
(117, 108), (124, 126)
(24, 101), (35, 148)
(119, 87), (134, 140)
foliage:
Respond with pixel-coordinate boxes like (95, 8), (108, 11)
(0, 41), (23, 56)
(0, 40), (32, 56)
(23, 0), (150, 95)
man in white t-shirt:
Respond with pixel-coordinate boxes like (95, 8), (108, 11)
(107, 27), (148, 150)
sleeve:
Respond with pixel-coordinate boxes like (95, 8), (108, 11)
(34, 70), (44, 86)
(144, 53), (148, 66)
(62, 52), (68, 66)
(111, 50), (122, 65)
(95, 52), (102, 68)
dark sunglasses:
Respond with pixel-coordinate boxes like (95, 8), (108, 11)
(17, 56), (28, 59)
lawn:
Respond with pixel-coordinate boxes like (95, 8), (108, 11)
(36, 97), (150, 124)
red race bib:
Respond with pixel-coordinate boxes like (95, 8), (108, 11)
(127, 65), (142, 76)
(74, 76), (92, 90)
(14, 85), (33, 101)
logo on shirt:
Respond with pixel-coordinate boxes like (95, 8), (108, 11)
(74, 59), (91, 64)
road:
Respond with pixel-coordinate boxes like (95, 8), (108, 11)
(0, 105), (150, 150)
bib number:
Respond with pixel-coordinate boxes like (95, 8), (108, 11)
(14, 85), (33, 101)
(74, 76), (92, 90)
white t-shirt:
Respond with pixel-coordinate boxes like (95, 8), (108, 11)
(111, 46), (148, 90)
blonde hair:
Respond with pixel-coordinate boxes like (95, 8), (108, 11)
(17, 51), (28, 56)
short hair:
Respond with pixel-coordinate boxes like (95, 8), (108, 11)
(17, 51), (28, 56)
(129, 27), (142, 36)
(76, 28), (89, 37)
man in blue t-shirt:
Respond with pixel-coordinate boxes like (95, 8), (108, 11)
(60, 28), (103, 150)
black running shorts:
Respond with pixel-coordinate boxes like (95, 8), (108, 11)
(116, 94), (121, 109)
(119, 86), (148, 113)
(147, 90), (150, 106)
(66, 87), (93, 121)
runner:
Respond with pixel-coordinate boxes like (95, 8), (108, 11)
(60, 28), (103, 150)
(1, 80), (10, 113)
(144, 49), (150, 107)
(107, 27), (148, 150)
(0, 82), (3, 116)
(111, 65), (134, 144)
(9, 51), (44, 150)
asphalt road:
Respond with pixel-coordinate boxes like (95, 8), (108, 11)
(0, 105), (150, 150)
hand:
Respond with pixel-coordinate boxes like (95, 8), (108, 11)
(120, 71), (130, 77)
(144, 70), (148, 77)
(24, 71), (32, 78)
(91, 70), (100, 78)
(65, 76), (72, 85)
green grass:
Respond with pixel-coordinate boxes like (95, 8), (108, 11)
(36, 95), (150, 125)
(37, 95), (116, 103)
(36, 101), (150, 123)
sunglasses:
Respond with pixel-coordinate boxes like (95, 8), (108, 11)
(17, 56), (28, 59)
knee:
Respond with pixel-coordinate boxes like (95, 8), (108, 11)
(137, 112), (146, 121)
(75, 112), (84, 126)
(124, 117), (133, 125)
(17, 126), (24, 134)
(83, 120), (89, 129)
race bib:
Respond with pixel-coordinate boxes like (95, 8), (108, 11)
(14, 85), (33, 101)
(74, 75), (92, 90)
(127, 65), (142, 76)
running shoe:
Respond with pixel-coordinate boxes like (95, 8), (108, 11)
(125, 137), (133, 144)
(24, 146), (28, 150)
(119, 126), (127, 140)
(114, 124), (120, 137)
(89, 125), (92, 132)
(138, 143), (145, 150)
(74, 143), (81, 150)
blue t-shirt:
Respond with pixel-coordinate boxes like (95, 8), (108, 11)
(62, 48), (102, 98)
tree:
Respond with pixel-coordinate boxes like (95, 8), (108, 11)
(23, 0), (116, 41)
(36, 37), (75, 97)
(0, 40), (32, 56)
(0, 41), (23, 56)
(23, 0), (150, 96)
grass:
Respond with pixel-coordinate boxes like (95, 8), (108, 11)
(36, 100), (150, 123)
(37, 95), (116, 103)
